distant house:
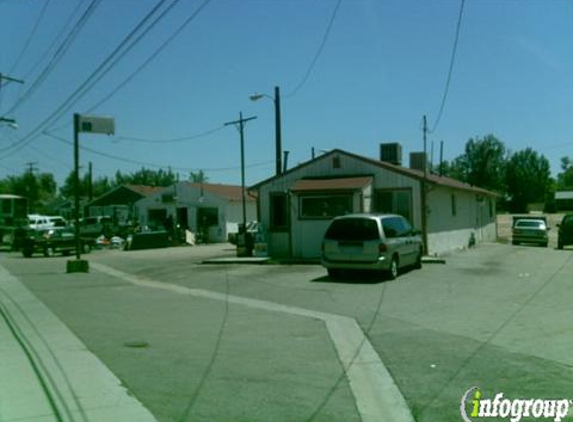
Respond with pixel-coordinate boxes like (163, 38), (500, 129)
(86, 185), (162, 224)
(249, 147), (497, 259)
(555, 191), (573, 211)
(134, 182), (256, 242)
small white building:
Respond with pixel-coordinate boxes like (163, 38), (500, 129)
(250, 148), (497, 258)
(135, 182), (256, 243)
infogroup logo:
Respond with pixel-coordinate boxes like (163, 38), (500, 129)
(460, 387), (572, 422)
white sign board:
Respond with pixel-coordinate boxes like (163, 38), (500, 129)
(78, 115), (115, 135)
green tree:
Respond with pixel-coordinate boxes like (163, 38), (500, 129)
(505, 148), (551, 212)
(0, 172), (57, 213)
(113, 167), (176, 187)
(455, 135), (507, 192)
(60, 171), (111, 200)
(557, 156), (573, 189)
(189, 170), (208, 183)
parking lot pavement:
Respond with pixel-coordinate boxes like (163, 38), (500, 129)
(2, 242), (573, 422)
(0, 251), (362, 422)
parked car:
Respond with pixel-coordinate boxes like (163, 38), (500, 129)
(511, 218), (549, 247)
(557, 214), (573, 249)
(321, 213), (423, 280)
(21, 227), (94, 258)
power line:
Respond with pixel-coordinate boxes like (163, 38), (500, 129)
(284, 0), (343, 98)
(429, 0), (466, 134)
(115, 125), (225, 144)
(8, 0), (53, 75)
(43, 131), (274, 173)
(0, 0), (176, 155)
(48, 0), (214, 128)
(22, 0), (89, 81)
(4, 0), (102, 115)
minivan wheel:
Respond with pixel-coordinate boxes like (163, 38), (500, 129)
(387, 256), (399, 280)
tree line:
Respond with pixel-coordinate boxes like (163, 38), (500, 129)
(0, 167), (208, 214)
(1, 135), (572, 214)
(437, 134), (573, 212)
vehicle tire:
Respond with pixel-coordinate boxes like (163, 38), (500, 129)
(82, 243), (91, 254)
(62, 250), (70, 256)
(414, 249), (422, 269)
(541, 242), (548, 248)
(44, 246), (55, 257)
(387, 255), (399, 280)
(512, 241), (518, 246)
(558, 240), (563, 250)
(22, 247), (33, 258)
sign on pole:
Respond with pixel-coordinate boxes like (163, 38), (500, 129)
(77, 115), (115, 135)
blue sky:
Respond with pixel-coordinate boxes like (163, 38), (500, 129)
(1, 0), (572, 188)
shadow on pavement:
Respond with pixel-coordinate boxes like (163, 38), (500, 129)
(311, 270), (390, 284)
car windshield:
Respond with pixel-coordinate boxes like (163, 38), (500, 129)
(325, 218), (379, 241)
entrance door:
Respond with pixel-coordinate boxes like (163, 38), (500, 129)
(177, 207), (188, 229)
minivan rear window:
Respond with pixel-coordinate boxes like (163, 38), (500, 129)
(324, 218), (379, 241)
(515, 220), (545, 229)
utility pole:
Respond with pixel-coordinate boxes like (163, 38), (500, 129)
(0, 73), (24, 126)
(25, 161), (38, 174)
(421, 115), (428, 255)
(274, 86), (282, 176)
(224, 112), (257, 240)
(283, 150), (289, 173)
(88, 162), (93, 201)
(439, 141), (444, 177)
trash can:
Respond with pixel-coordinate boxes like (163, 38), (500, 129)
(236, 225), (254, 257)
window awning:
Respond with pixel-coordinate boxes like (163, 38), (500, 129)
(290, 176), (372, 192)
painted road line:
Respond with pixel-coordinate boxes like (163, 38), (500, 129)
(0, 264), (157, 422)
(91, 262), (415, 422)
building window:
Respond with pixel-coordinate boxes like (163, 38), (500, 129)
(373, 189), (412, 222)
(451, 194), (457, 216)
(332, 156), (341, 169)
(299, 195), (352, 219)
(269, 192), (288, 230)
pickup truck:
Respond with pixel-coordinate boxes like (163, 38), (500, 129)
(21, 228), (94, 258)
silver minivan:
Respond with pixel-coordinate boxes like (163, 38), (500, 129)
(321, 213), (423, 279)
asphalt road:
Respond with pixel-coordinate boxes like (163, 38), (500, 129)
(2, 242), (573, 422)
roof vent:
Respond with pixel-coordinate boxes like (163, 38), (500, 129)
(380, 143), (402, 166)
(409, 152), (428, 172)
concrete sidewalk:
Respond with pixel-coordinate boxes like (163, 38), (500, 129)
(0, 264), (157, 422)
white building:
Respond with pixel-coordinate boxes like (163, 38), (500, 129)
(135, 182), (256, 243)
(250, 148), (497, 258)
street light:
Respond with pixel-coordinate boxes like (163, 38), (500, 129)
(0, 117), (18, 129)
(250, 85), (282, 176)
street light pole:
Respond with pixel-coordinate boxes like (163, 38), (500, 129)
(250, 86), (283, 176)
